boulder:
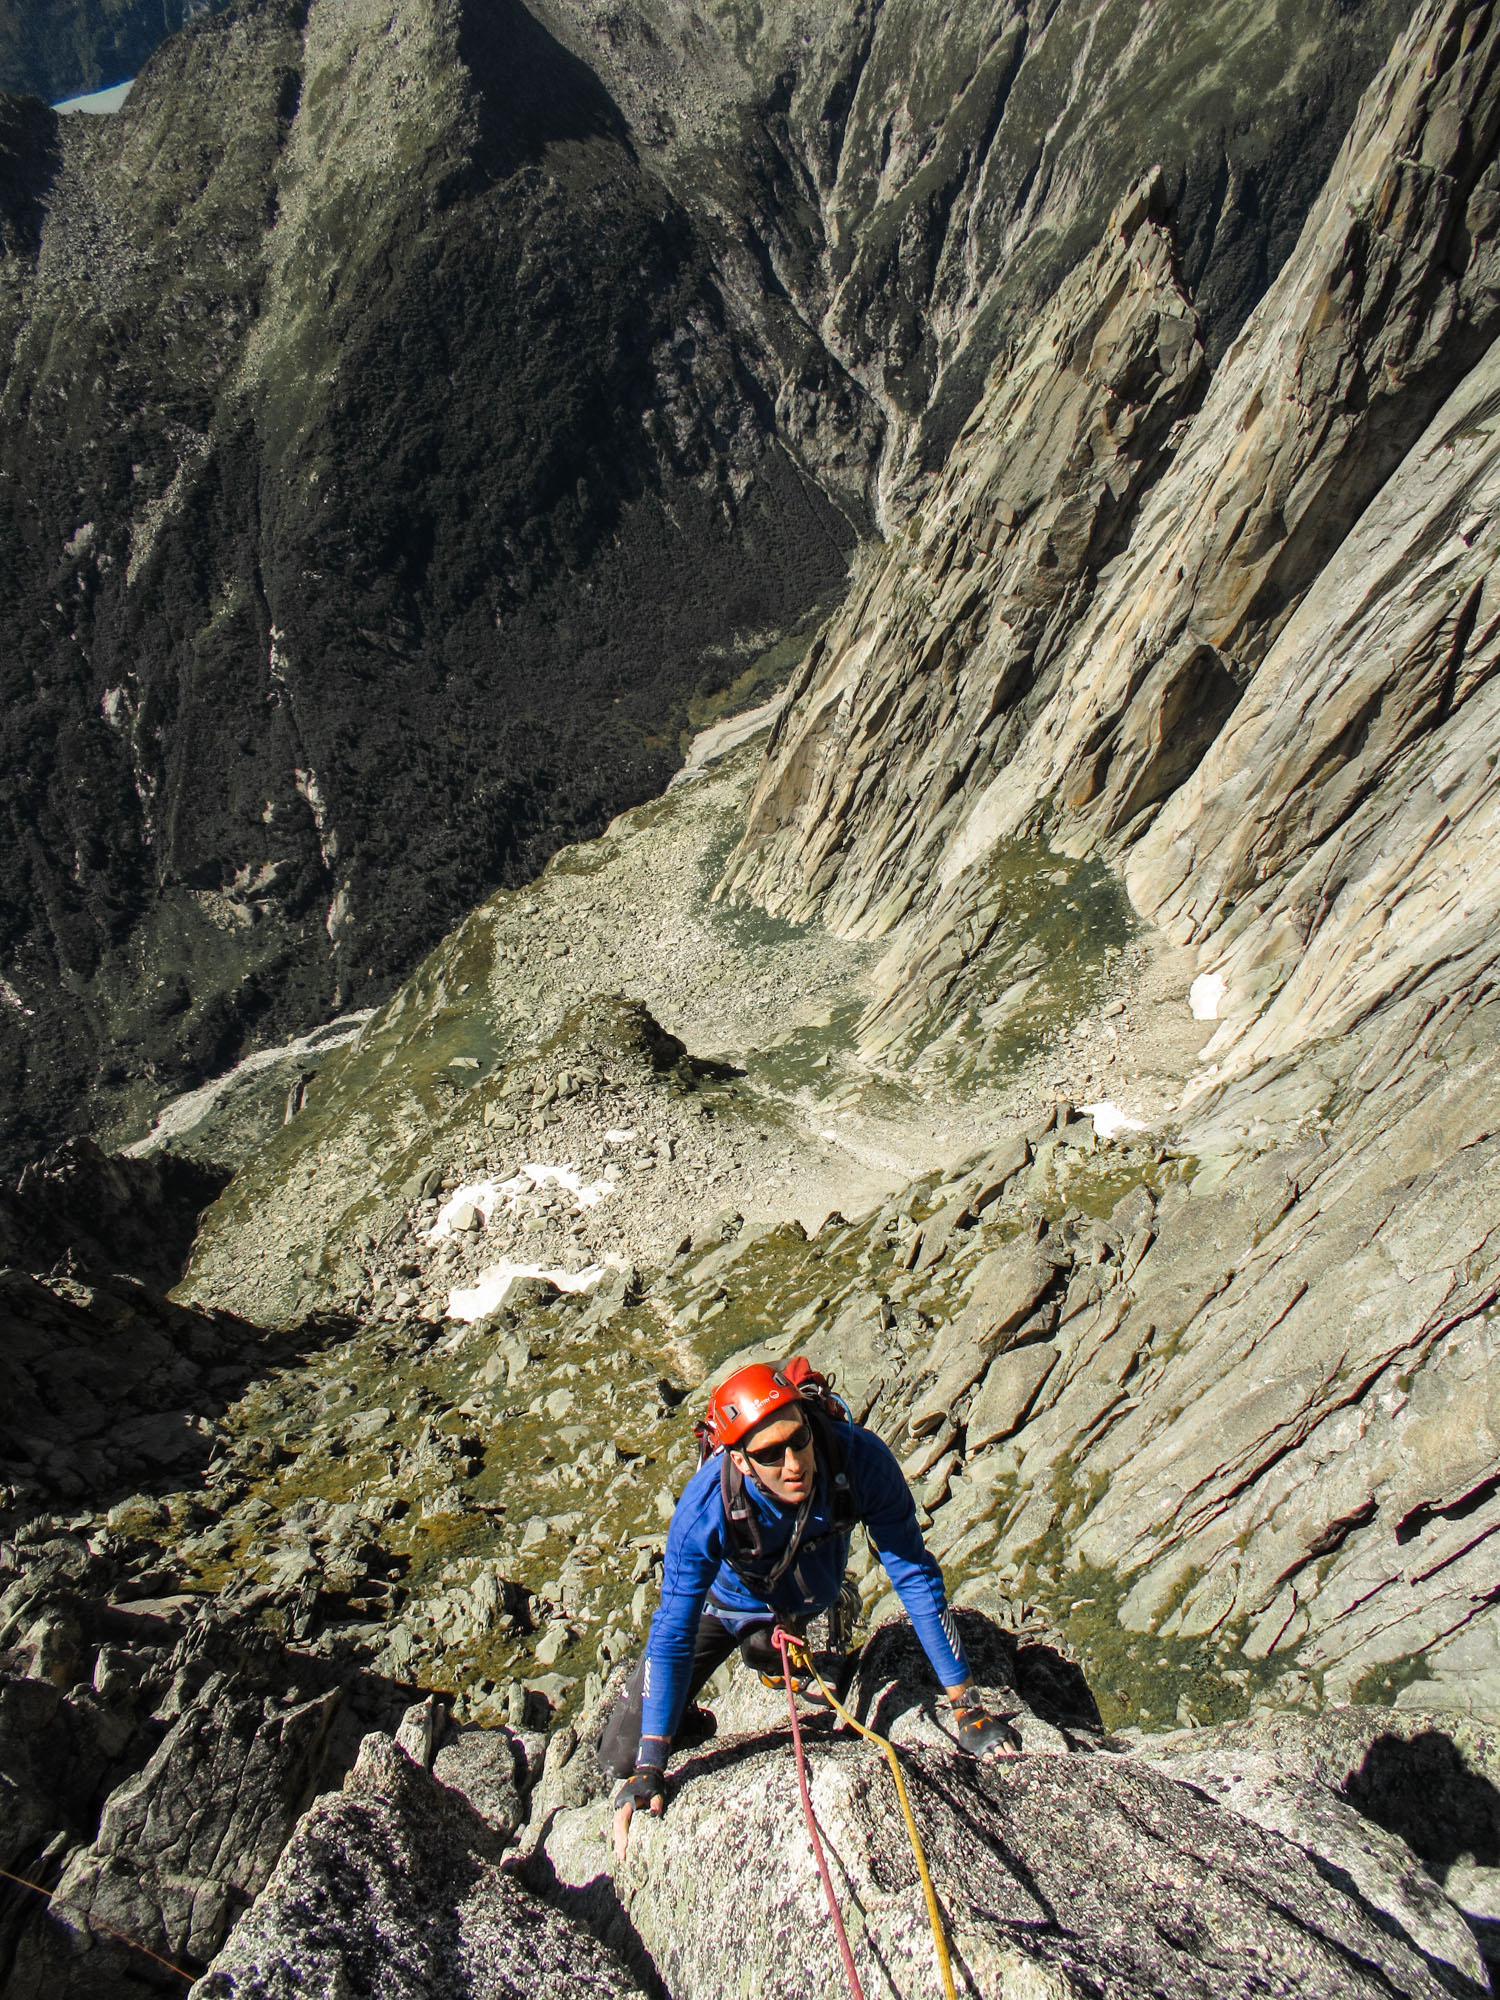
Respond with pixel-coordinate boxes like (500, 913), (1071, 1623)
(534, 1615), (1473, 1998)
(962, 1245), (1057, 1345)
(432, 1728), (526, 1842)
(193, 1733), (641, 1998)
(602, 1701), (1467, 2000)
(1146, 1706), (1500, 1993)
(967, 1343), (1059, 1450)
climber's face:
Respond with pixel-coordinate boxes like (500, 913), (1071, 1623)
(731, 1413), (815, 1504)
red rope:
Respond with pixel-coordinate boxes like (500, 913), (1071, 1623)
(774, 1626), (865, 2000)
(0, 1864), (193, 1982)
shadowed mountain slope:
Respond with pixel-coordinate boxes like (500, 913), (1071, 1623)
(0, 0), (859, 1171)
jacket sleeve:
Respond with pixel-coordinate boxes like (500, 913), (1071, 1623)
(638, 1474), (724, 1747)
(855, 1431), (971, 1688)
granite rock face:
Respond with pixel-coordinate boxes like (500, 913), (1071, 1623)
(534, 1617), (1486, 2000)
(950, 0), (1500, 861)
(721, 174), (1204, 934)
(1126, 328), (1500, 1088)
(7, 1673), (337, 1997)
(536, 0), (1410, 517)
(724, 0), (1500, 1069)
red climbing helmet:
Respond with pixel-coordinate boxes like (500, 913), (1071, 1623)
(700, 1361), (803, 1452)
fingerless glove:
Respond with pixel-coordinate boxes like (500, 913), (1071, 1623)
(612, 1764), (666, 1812)
(951, 1703), (1021, 1757)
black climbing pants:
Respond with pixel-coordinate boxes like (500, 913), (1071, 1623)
(595, 1611), (786, 1779)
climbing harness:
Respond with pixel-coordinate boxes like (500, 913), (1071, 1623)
(0, 1864), (193, 1983)
(772, 1627), (958, 2000)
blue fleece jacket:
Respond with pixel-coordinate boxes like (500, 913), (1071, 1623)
(638, 1419), (970, 1744)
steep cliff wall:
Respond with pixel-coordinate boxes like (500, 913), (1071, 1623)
(720, 172), (1204, 935)
(536, 0), (1412, 521)
(724, 0), (1500, 1080)
(1128, 342), (1500, 1086)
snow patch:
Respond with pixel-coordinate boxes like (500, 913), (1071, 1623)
(1190, 972), (1227, 1021)
(1081, 1100), (1148, 1141)
(447, 1261), (604, 1324)
(425, 1162), (617, 1242)
(123, 1012), (373, 1154)
(54, 79), (134, 114)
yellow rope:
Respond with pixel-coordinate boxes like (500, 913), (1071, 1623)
(783, 1637), (959, 2000)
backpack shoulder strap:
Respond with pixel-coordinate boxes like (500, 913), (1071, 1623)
(717, 1400), (858, 1594)
(720, 1449), (765, 1563)
(806, 1401), (857, 1531)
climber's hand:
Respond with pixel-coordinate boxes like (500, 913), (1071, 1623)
(951, 1702), (1022, 1758)
(612, 1765), (665, 1862)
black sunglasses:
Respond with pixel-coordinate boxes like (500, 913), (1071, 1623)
(742, 1419), (813, 1467)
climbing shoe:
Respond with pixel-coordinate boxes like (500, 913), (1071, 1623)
(673, 1703), (717, 1749)
(951, 1702), (1022, 1757)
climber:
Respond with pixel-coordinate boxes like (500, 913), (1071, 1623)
(602, 1357), (1019, 1857)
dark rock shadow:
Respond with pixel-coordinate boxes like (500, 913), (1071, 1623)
(0, 96), (60, 258)
(1342, 1731), (1500, 1878)
(0, 1262), (365, 1522)
(454, 0), (633, 188)
(518, 1834), (668, 2000)
(852, 1606), (1107, 1736)
(0, 1137), (230, 1293)
(1012, 1636), (1105, 1733)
